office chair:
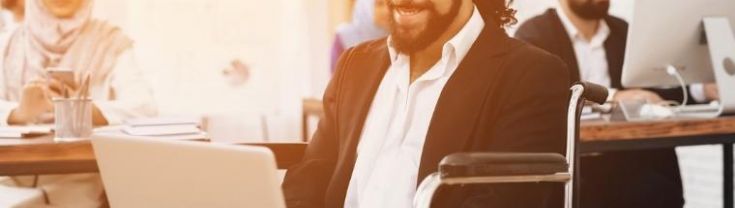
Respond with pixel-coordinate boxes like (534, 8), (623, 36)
(302, 98), (325, 142)
(0, 185), (45, 207)
(413, 82), (609, 208)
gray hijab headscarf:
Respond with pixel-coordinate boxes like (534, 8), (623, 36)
(336, 0), (388, 48)
(2, 0), (132, 100)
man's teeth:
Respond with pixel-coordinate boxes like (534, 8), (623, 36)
(397, 7), (420, 15)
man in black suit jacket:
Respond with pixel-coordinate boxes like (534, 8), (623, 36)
(282, 0), (570, 207)
(515, 0), (686, 207)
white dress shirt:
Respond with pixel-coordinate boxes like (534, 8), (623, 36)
(557, 7), (616, 100)
(343, 6), (485, 208)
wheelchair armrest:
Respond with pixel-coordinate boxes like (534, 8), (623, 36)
(439, 152), (568, 178)
(577, 81), (608, 105)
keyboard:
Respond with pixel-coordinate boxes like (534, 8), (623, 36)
(672, 103), (722, 118)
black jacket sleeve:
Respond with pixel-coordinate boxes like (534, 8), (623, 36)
(465, 49), (570, 208)
(281, 48), (353, 208)
(490, 49), (570, 154)
(514, 19), (547, 50)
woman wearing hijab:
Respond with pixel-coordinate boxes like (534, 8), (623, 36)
(0, 0), (155, 126)
(0, 0), (155, 206)
(330, 0), (390, 73)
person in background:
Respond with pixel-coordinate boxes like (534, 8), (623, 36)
(515, 0), (718, 207)
(0, 0), (156, 207)
(0, 0), (23, 47)
(283, 0), (571, 206)
(330, 0), (390, 73)
(0, 0), (156, 126)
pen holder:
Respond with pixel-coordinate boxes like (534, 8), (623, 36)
(54, 98), (93, 142)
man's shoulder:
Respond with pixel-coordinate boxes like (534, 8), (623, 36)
(515, 9), (559, 39)
(505, 38), (567, 69)
(330, 38), (390, 91)
(340, 36), (567, 79)
(604, 15), (629, 34)
(495, 38), (571, 95)
(495, 38), (571, 85)
(605, 15), (628, 27)
(348, 38), (389, 56)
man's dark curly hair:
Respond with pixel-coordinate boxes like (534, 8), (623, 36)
(474, 0), (517, 28)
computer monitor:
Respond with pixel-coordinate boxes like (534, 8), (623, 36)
(622, 0), (735, 114)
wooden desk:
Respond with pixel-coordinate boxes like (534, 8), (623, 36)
(4, 117), (735, 172)
(580, 116), (735, 208)
(3, 117), (735, 207)
(0, 137), (97, 176)
(581, 116), (735, 152)
(5, 117), (735, 172)
(0, 137), (306, 176)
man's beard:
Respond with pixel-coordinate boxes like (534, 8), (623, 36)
(568, 0), (610, 20)
(388, 0), (461, 54)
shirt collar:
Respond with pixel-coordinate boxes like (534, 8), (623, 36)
(556, 7), (610, 47)
(386, 5), (485, 70)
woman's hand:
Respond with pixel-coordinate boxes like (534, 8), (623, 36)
(8, 81), (54, 124)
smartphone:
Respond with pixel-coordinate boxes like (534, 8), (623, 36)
(47, 68), (76, 88)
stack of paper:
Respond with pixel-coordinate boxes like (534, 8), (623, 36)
(124, 117), (200, 128)
(123, 125), (201, 136)
(580, 106), (604, 121)
(0, 126), (54, 138)
(120, 117), (207, 140)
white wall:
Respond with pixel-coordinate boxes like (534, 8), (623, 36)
(94, 0), (332, 141)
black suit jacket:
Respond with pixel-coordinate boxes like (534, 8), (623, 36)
(515, 9), (685, 208)
(282, 25), (571, 208)
(515, 9), (687, 101)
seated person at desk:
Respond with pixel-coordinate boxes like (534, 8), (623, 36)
(282, 0), (570, 207)
(0, 0), (155, 126)
(0, 0), (155, 206)
(330, 0), (390, 73)
(515, 0), (719, 207)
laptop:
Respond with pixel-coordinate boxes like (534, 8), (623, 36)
(91, 134), (286, 208)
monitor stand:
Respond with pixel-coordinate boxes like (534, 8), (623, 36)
(703, 17), (735, 115)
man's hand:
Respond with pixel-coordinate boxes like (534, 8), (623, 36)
(8, 81), (54, 124)
(704, 83), (719, 101)
(613, 89), (663, 103)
